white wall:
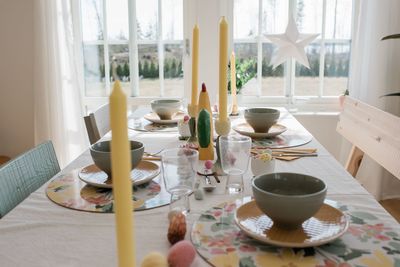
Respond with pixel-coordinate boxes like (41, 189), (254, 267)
(0, 0), (35, 158)
(294, 113), (345, 162)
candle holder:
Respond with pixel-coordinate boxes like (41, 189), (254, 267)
(230, 101), (239, 116)
(187, 117), (198, 147)
(215, 117), (231, 136)
(212, 136), (226, 176)
(213, 118), (231, 176)
(187, 103), (198, 118)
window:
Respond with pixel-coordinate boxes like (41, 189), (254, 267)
(233, 0), (353, 99)
(79, 0), (184, 106)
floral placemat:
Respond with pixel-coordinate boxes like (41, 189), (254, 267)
(46, 169), (170, 213)
(251, 129), (312, 148)
(191, 200), (400, 267)
(128, 118), (178, 132)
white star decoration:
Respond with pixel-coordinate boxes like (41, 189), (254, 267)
(265, 16), (319, 69)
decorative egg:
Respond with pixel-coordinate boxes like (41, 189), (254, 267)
(167, 212), (187, 245)
(204, 160), (213, 170)
(194, 189), (204, 200)
(141, 252), (168, 267)
(168, 240), (196, 267)
(168, 210), (181, 221)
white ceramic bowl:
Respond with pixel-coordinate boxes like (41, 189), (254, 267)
(252, 173), (327, 229)
(151, 99), (182, 120)
(244, 108), (280, 133)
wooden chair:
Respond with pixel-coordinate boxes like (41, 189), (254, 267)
(337, 96), (400, 221)
(84, 103), (110, 145)
(0, 141), (60, 218)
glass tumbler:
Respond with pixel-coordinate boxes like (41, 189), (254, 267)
(161, 148), (198, 213)
(220, 135), (252, 194)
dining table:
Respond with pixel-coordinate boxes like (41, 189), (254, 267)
(0, 107), (399, 267)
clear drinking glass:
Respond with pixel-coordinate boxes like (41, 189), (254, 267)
(161, 148), (198, 213)
(220, 135), (252, 194)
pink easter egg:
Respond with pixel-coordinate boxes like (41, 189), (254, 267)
(168, 240), (196, 267)
(204, 160), (213, 170)
(183, 115), (190, 122)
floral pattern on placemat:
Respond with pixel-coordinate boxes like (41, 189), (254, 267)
(251, 131), (312, 149)
(46, 169), (170, 213)
(191, 201), (400, 267)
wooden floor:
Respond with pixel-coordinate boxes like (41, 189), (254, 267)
(380, 199), (400, 223)
(0, 156), (10, 166)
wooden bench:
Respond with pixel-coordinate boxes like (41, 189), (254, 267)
(337, 96), (400, 221)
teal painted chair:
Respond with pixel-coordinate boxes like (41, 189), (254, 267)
(0, 141), (60, 218)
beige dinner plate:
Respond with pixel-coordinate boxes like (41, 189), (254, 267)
(234, 200), (349, 248)
(78, 161), (160, 188)
(143, 112), (185, 124)
(233, 122), (287, 139)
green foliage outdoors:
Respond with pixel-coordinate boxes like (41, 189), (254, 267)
(93, 46), (350, 87)
(228, 58), (257, 94)
(97, 58), (183, 80)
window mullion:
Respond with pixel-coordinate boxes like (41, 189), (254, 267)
(158, 0), (164, 97)
(287, 0), (296, 101)
(257, 0), (263, 97)
(319, 0), (327, 98)
(128, 0), (139, 97)
(103, 0), (110, 95)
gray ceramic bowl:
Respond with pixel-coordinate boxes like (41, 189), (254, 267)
(90, 140), (144, 176)
(151, 99), (182, 120)
(252, 172), (327, 229)
(244, 108), (280, 133)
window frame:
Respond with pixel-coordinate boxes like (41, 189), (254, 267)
(232, 0), (355, 110)
(74, 0), (187, 112)
(73, 0), (356, 113)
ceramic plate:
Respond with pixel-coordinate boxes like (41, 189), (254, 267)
(143, 112), (185, 124)
(78, 161), (160, 188)
(233, 123), (287, 139)
(234, 200), (349, 248)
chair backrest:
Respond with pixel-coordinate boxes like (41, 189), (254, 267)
(0, 141), (60, 218)
(337, 96), (400, 179)
(84, 103), (110, 145)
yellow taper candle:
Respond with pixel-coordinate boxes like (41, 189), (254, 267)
(189, 24), (199, 117)
(230, 52), (238, 115)
(218, 17), (228, 122)
(110, 80), (135, 267)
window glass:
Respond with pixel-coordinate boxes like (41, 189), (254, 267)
(106, 0), (129, 41)
(262, 43), (285, 96)
(162, 0), (183, 40)
(234, 43), (258, 95)
(164, 44), (184, 97)
(262, 0), (289, 34)
(295, 43), (321, 96)
(323, 42), (350, 96)
(234, 0), (259, 39)
(234, 0), (353, 98)
(81, 0), (104, 41)
(109, 45), (130, 95)
(138, 44), (159, 96)
(136, 0), (158, 41)
(83, 45), (106, 96)
(296, 0), (323, 35)
(325, 0), (352, 39)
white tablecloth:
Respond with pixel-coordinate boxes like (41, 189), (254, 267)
(0, 109), (398, 266)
